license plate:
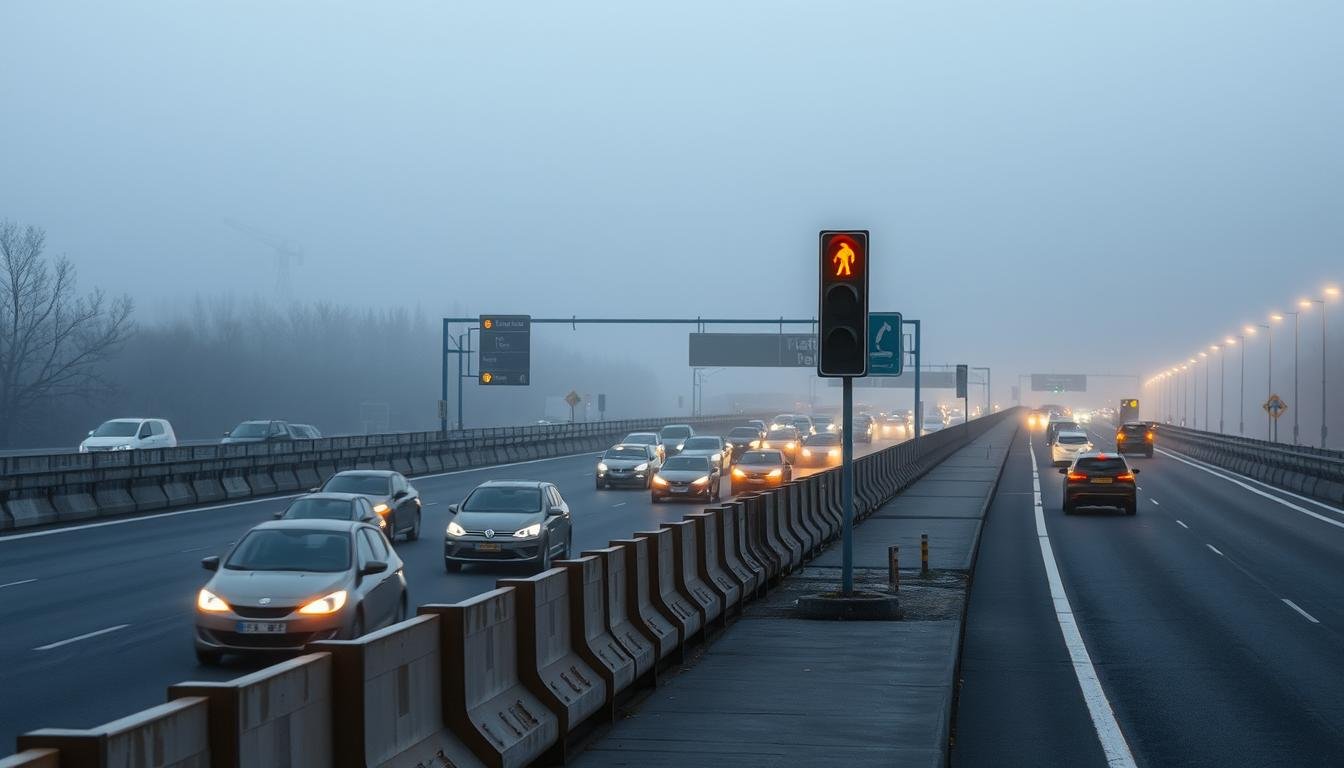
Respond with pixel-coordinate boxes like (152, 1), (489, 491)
(236, 621), (286, 634)
(671, 487), (688, 493)
(748, 478), (765, 484)
(477, 542), (502, 552)
(1091, 477), (1113, 484)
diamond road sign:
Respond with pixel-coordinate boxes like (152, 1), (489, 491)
(867, 312), (903, 376)
(1263, 394), (1288, 419)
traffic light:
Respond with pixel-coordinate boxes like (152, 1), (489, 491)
(818, 230), (869, 377)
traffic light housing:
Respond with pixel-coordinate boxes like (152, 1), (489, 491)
(818, 230), (869, 377)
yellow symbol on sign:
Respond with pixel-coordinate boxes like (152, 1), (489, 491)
(481, 372), (493, 384)
(483, 319), (494, 330)
(833, 242), (855, 278)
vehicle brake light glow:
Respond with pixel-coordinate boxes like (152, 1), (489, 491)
(1116, 472), (1135, 482)
(1116, 433), (1126, 441)
(1145, 432), (1155, 441)
(1066, 472), (1087, 481)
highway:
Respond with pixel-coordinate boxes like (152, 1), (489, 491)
(0, 433), (885, 749)
(954, 421), (1344, 767)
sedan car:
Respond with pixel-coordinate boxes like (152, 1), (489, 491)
(746, 419), (768, 436)
(679, 435), (730, 472)
(731, 449), (792, 488)
(318, 470), (422, 542)
(1060, 453), (1139, 515)
(921, 414), (945, 436)
(1050, 430), (1094, 466)
(194, 519), (407, 664)
(596, 444), (660, 489)
(288, 423), (322, 439)
(789, 415), (816, 437)
(620, 431), (666, 461)
(651, 455), (722, 502)
(797, 432), (842, 467)
(759, 426), (801, 462)
(853, 414), (875, 444)
(444, 480), (572, 572)
(275, 492), (380, 529)
(879, 415), (908, 440)
(79, 418), (177, 452)
(1044, 419), (1082, 447)
(222, 419), (294, 444)
(726, 426), (764, 463)
(1115, 422), (1156, 458)
(658, 424), (695, 456)
(812, 414), (838, 433)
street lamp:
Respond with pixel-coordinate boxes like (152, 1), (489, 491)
(1189, 358), (1198, 428)
(1182, 363), (1191, 426)
(1209, 345), (1223, 433)
(1254, 322), (1272, 440)
(1224, 337), (1238, 434)
(1302, 290), (1335, 448)
(1199, 352), (1210, 430)
(1273, 311), (1300, 444)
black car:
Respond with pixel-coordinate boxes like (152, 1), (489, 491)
(275, 492), (380, 528)
(222, 419), (294, 444)
(651, 455), (722, 502)
(318, 470), (422, 542)
(726, 426), (763, 463)
(1115, 422), (1155, 457)
(1060, 453), (1139, 515)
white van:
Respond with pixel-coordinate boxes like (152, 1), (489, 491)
(79, 418), (178, 452)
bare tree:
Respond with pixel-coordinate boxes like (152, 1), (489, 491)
(0, 220), (134, 448)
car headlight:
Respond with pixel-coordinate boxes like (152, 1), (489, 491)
(634, 462), (648, 472)
(767, 468), (782, 478)
(78, 444), (89, 453)
(676, 443), (685, 451)
(513, 523), (542, 538)
(829, 449), (840, 458)
(597, 462), (609, 472)
(197, 588), (231, 613)
(691, 475), (710, 486)
(653, 475), (669, 487)
(750, 440), (759, 448)
(711, 453), (721, 463)
(786, 442), (796, 449)
(732, 467), (746, 478)
(298, 589), (348, 615)
(802, 449), (812, 457)
(372, 503), (390, 515)
(446, 521), (466, 536)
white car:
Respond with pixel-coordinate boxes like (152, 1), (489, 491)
(79, 418), (178, 452)
(1051, 430), (1094, 466)
(921, 415), (945, 436)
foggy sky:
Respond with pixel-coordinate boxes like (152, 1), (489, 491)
(3, 1), (1342, 413)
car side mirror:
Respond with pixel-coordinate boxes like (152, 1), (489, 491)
(308, 487), (320, 493)
(87, 430), (94, 436)
(547, 506), (564, 517)
(1131, 468), (1141, 475)
(1057, 468), (1068, 475)
(222, 432), (230, 437)
(392, 489), (408, 500)
(201, 556), (220, 571)
(360, 560), (388, 576)
(273, 510), (284, 519)
(447, 503), (459, 514)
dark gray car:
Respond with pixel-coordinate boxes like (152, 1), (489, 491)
(318, 470), (422, 543)
(651, 455), (722, 502)
(596, 444), (661, 489)
(658, 424), (695, 456)
(221, 419), (293, 444)
(443, 480), (572, 572)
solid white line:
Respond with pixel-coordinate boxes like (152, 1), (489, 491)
(1158, 447), (1344, 516)
(0, 578), (38, 589)
(1028, 440), (1137, 768)
(1207, 544), (1224, 557)
(1282, 599), (1320, 624)
(1149, 499), (1160, 506)
(34, 624), (130, 651)
(1156, 448), (1344, 531)
(1176, 520), (1189, 529)
(0, 451), (607, 543)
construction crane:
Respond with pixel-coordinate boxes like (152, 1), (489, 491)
(223, 218), (305, 297)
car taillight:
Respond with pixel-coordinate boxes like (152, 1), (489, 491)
(1116, 433), (1126, 441)
(1066, 471), (1087, 481)
(1145, 432), (1155, 441)
(1116, 472), (1135, 482)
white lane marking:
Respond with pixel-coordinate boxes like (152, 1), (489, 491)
(1150, 499), (1160, 506)
(1176, 520), (1189, 529)
(0, 452), (607, 543)
(1207, 544), (1224, 557)
(611, 502), (627, 508)
(1028, 439), (1137, 768)
(34, 624), (130, 651)
(1282, 599), (1320, 624)
(423, 501), (439, 507)
(1156, 449), (1344, 531)
(178, 546), (206, 553)
(0, 578), (38, 589)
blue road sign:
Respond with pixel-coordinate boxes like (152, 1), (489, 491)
(868, 312), (903, 376)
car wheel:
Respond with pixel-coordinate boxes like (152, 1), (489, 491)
(1146, 450), (1154, 458)
(1125, 501), (1137, 516)
(350, 612), (365, 640)
(398, 593), (408, 623)
(537, 535), (553, 572)
(596, 479), (604, 490)
(194, 646), (222, 667)
(564, 531), (573, 559)
(644, 476), (652, 490)
(407, 511), (421, 542)
(445, 559), (462, 573)
(1062, 499), (1074, 515)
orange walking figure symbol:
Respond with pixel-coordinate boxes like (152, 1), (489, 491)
(833, 242), (855, 277)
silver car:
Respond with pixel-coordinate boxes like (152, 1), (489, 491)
(596, 444), (661, 489)
(444, 480), (573, 572)
(678, 435), (730, 473)
(194, 519), (407, 665)
(658, 424), (695, 456)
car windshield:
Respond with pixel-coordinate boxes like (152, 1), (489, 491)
(1078, 457), (1128, 473)
(659, 426), (692, 439)
(1058, 434), (1090, 445)
(1121, 424), (1148, 434)
(807, 434), (839, 445)
(284, 498), (357, 520)
(663, 456), (710, 471)
(91, 420), (140, 437)
(765, 429), (796, 440)
(623, 433), (657, 445)
(463, 486), (543, 513)
(740, 451), (783, 465)
(229, 422), (270, 438)
(605, 447), (647, 459)
(1051, 422), (1079, 431)
(813, 416), (833, 425)
(682, 437), (720, 450)
(729, 428), (759, 440)
(225, 529), (351, 572)
(322, 474), (391, 495)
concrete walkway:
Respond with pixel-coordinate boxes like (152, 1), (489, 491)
(575, 419), (1019, 768)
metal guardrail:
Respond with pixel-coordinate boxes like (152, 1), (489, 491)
(1155, 423), (1344, 504)
(3, 409), (1017, 767)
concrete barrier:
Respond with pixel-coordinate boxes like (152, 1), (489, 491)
(308, 615), (481, 768)
(191, 477), (225, 504)
(2, 492), (58, 529)
(245, 469), (278, 495)
(220, 474), (250, 499)
(684, 510), (745, 615)
(582, 545), (657, 684)
(558, 555), (638, 712)
(271, 467), (300, 492)
(162, 479), (196, 508)
(721, 502), (765, 597)
(93, 485), (135, 517)
(772, 489), (805, 568)
(18, 697), (211, 767)
(418, 589), (558, 768)
(168, 652), (333, 768)
(497, 569), (607, 760)
(0, 750), (59, 768)
(757, 492), (793, 574)
(633, 528), (705, 650)
(790, 482), (822, 554)
(778, 483), (813, 557)
(741, 494), (781, 581)
(608, 537), (680, 664)
(661, 519), (726, 630)
(129, 479), (168, 512)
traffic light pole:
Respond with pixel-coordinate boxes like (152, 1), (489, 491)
(841, 375), (855, 595)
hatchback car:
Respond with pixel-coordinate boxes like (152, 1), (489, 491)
(1045, 419), (1082, 447)
(1050, 431), (1094, 466)
(1115, 422), (1156, 457)
(318, 470), (422, 542)
(652, 455), (722, 502)
(853, 414), (875, 444)
(759, 426), (801, 462)
(79, 418), (177, 452)
(726, 426), (764, 463)
(679, 435), (731, 472)
(798, 432), (842, 467)
(1060, 453), (1139, 515)
(222, 419), (294, 444)
(658, 424), (695, 456)
(288, 423), (322, 439)
(731, 449), (792, 488)
(276, 493), (380, 529)
(746, 419), (768, 437)
(444, 481), (572, 572)
(596, 444), (660, 489)
(620, 431), (665, 461)
(194, 519), (407, 664)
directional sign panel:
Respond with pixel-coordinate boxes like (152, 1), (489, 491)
(478, 315), (531, 385)
(688, 333), (817, 367)
(1030, 373), (1087, 392)
(867, 312), (903, 376)
(956, 365), (969, 399)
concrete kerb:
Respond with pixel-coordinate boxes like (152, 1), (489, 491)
(0, 750), (58, 768)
